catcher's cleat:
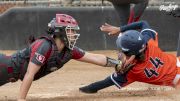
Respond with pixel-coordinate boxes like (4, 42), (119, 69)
(79, 86), (98, 94)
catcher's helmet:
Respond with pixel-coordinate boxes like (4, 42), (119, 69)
(116, 30), (146, 56)
(47, 14), (80, 50)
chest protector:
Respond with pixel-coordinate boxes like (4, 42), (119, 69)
(34, 36), (73, 80)
(14, 36), (73, 80)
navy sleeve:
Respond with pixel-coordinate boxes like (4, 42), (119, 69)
(110, 73), (128, 89)
(141, 29), (157, 42)
(72, 46), (85, 59)
(120, 21), (150, 32)
(30, 39), (52, 66)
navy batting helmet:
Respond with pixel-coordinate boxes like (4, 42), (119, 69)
(116, 30), (146, 56)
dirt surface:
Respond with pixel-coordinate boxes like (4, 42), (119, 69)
(0, 50), (179, 101)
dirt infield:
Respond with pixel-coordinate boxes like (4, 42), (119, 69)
(0, 50), (179, 101)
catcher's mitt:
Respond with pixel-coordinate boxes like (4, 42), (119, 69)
(115, 52), (136, 74)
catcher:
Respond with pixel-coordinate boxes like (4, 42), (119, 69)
(0, 14), (123, 101)
(79, 21), (180, 93)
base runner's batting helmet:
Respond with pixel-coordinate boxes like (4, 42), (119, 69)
(47, 14), (80, 50)
(116, 30), (146, 56)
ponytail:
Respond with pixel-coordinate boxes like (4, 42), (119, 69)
(26, 35), (36, 45)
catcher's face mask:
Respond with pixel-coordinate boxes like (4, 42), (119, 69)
(65, 26), (80, 50)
